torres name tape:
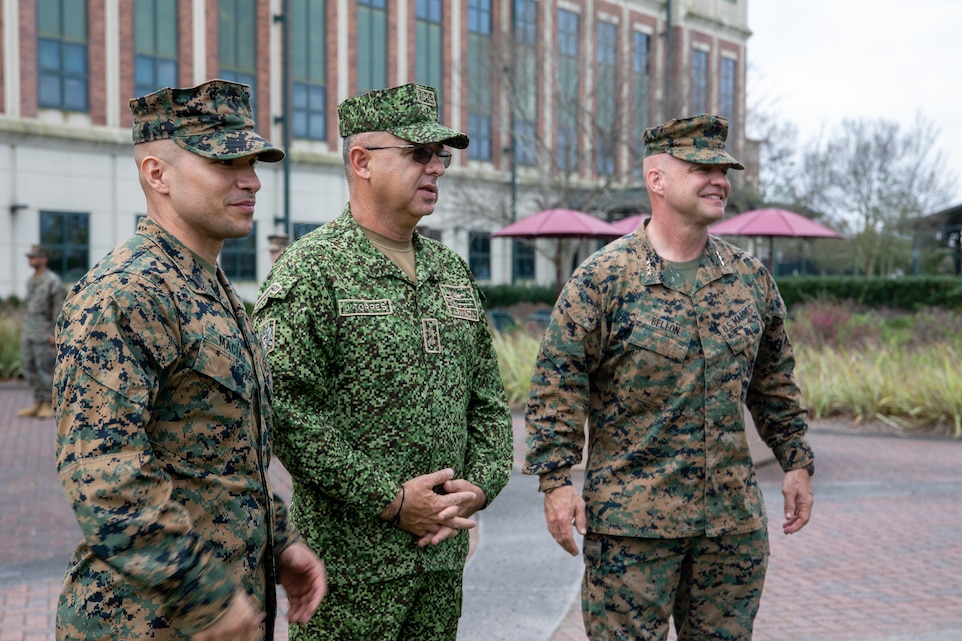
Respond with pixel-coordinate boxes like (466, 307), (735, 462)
(338, 299), (393, 316)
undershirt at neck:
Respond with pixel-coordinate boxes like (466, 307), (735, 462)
(359, 225), (417, 282)
(666, 255), (702, 292)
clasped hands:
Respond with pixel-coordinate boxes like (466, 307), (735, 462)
(380, 468), (486, 547)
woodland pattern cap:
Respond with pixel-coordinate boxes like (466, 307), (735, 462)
(643, 114), (744, 170)
(130, 79), (284, 162)
(26, 244), (49, 258)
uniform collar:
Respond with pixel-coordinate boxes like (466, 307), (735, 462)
(135, 217), (221, 296)
(632, 225), (736, 287)
(336, 205), (445, 284)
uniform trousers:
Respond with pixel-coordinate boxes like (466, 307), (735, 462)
(290, 569), (462, 641)
(21, 338), (56, 402)
(582, 528), (769, 641)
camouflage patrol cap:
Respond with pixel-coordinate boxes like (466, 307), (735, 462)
(130, 79), (284, 162)
(337, 83), (469, 149)
(644, 114), (744, 170)
(26, 244), (49, 258)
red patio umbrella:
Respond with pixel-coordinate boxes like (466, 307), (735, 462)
(709, 208), (842, 273)
(493, 208), (621, 293)
(610, 214), (650, 235)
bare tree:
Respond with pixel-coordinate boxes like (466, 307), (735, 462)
(794, 114), (954, 276)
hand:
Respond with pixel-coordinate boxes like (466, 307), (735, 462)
(782, 467), (814, 535)
(416, 479), (487, 547)
(381, 468), (479, 539)
(543, 485), (586, 556)
(277, 541), (327, 624)
(192, 591), (264, 641)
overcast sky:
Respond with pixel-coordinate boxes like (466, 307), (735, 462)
(747, 0), (962, 208)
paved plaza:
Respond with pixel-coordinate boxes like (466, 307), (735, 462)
(2, 381), (961, 641)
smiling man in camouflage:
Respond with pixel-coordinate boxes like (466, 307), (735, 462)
(253, 83), (513, 641)
(54, 79), (326, 641)
(525, 114), (815, 641)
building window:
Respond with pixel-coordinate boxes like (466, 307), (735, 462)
(40, 211), (89, 282)
(556, 9), (580, 172)
(293, 222), (321, 239)
(513, 0), (538, 167)
(358, 0), (387, 93)
(595, 21), (617, 176)
(468, 232), (491, 281)
(468, 113), (491, 161)
(632, 31), (651, 179)
(221, 222), (257, 281)
(512, 239), (535, 281)
(515, 0), (537, 46)
(416, 0), (443, 111)
(37, 0), (88, 111)
(134, 0), (177, 96)
(690, 48), (709, 115)
(720, 56), (737, 136)
(219, 0), (257, 93)
(467, 0), (492, 161)
(292, 0), (327, 140)
(515, 120), (537, 166)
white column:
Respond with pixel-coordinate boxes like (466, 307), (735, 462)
(4, 0), (20, 117)
(105, 0), (120, 127)
(193, 0), (207, 83)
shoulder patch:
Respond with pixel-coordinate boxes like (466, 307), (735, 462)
(439, 284), (480, 322)
(259, 318), (277, 355)
(254, 282), (286, 313)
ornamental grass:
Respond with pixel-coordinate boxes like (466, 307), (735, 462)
(491, 302), (962, 438)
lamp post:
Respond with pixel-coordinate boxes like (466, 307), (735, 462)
(273, 0), (292, 239)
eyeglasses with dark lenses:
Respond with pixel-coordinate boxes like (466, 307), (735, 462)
(362, 145), (452, 168)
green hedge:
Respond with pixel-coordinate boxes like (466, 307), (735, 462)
(479, 284), (559, 309)
(480, 277), (962, 312)
(776, 276), (962, 311)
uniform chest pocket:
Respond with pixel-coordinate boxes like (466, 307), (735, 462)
(626, 322), (691, 362)
(193, 337), (254, 402)
(623, 322), (692, 409)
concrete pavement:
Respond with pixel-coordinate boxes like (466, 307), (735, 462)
(2, 380), (962, 641)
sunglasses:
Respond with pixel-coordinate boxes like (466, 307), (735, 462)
(362, 144), (452, 168)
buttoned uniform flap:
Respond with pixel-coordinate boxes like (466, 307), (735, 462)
(626, 321), (691, 362)
(722, 307), (763, 355)
(193, 335), (254, 401)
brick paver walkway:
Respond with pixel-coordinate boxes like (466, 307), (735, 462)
(2, 380), (962, 641)
(548, 425), (962, 641)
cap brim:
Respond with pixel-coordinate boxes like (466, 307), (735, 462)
(175, 132), (285, 162)
(669, 148), (744, 170)
(389, 122), (469, 149)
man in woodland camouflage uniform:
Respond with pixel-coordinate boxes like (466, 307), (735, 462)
(253, 83), (513, 641)
(18, 243), (65, 418)
(54, 80), (326, 641)
(525, 115), (815, 640)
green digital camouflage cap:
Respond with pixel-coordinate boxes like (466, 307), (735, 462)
(337, 83), (469, 149)
(643, 114), (744, 170)
(130, 79), (284, 162)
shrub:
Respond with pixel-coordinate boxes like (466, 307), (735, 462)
(492, 299), (962, 437)
(0, 309), (23, 379)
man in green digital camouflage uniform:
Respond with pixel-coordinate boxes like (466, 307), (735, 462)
(54, 79), (326, 641)
(252, 83), (513, 641)
(525, 115), (815, 641)
(18, 243), (65, 418)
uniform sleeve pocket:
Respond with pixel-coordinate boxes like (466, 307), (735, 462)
(723, 311), (762, 356)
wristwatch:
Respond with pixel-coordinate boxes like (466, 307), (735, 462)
(804, 462), (814, 477)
